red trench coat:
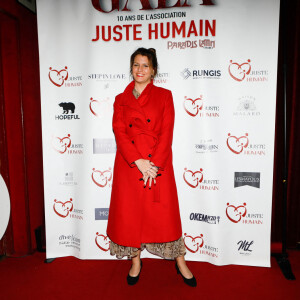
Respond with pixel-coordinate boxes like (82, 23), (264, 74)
(106, 80), (182, 248)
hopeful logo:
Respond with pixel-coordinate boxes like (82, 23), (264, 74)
(52, 134), (71, 154)
(227, 133), (249, 154)
(180, 68), (192, 79)
(226, 203), (247, 223)
(95, 232), (110, 252)
(89, 97), (110, 117)
(228, 60), (251, 81)
(91, 168), (112, 187)
(183, 96), (204, 117)
(49, 67), (68, 87)
(53, 198), (73, 218)
(183, 233), (204, 253)
(183, 168), (204, 188)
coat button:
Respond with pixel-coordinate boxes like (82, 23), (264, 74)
(147, 119), (151, 122)
(129, 124), (132, 127)
(132, 140), (134, 144)
(148, 154), (152, 158)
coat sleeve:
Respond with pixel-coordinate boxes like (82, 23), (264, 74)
(150, 90), (175, 171)
(112, 95), (143, 167)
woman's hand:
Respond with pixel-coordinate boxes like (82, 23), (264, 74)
(135, 159), (159, 187)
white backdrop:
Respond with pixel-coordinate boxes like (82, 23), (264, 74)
(37, 0), (280, 267)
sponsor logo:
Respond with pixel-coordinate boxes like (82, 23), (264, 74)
(59, 172), (78, 186)
(190, 213), (220, 224)
(89, 97), (111, 118)
(234, 172), (260, 188)
(52, 134), (84, 155)
(195, 138), (218, 153)
(183, 168), (219, 190)
(153, 72), (170, 84)
(95, 232), (110, 252)
(228, 59), (268, 82)
(95, 208), (109, 220)
(234, 96), (260, 117)
(183, 96), (219, 117)
(181, 68), (221, 80)
(87, 73), (126, 81)
(237, 240), (254, 256)
(55, 102), (80, 121)
(53, 198), (73, 218)
(91, 168), (112, 188)
(226, 203), (263, 225)
(49, 67), (68, 87)
(59, 234), (81, 251)
(48, 66), (83, 87)
(167, 39), (215, 50)
(184, 233), (218, 258)
(227, 133), (266, 155)
(226, 203), (247, 223)
(53, 198), (83, 220)
(93, 138), (116, 154)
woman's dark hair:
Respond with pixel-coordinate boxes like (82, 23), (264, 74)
(130, 47), (158, 78)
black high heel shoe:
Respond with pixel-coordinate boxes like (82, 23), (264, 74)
(127, 260), (143, 285)
(175, 262), (197, 287)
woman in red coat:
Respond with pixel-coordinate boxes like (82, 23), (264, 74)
(106, 48), (196, 287)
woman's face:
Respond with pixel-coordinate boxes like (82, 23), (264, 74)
(132, 54), (154, 85)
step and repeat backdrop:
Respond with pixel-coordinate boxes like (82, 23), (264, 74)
(37, 0), (280, 266)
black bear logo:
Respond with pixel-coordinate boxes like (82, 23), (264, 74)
(59, 102), (75, 114)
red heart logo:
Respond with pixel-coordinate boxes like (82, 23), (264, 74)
(91, 168), (112, 187)
(48, 67), (68, 87)
(226, 133), (249, 154)
(183, 97), (203, 117)
(183, 233), (204, 253)
(89, 97), (110, 117)
(52, 134), (71, 154)
(183, 168), (203, 188)
(95, 233), (110, 251)
(226, 203), (247, 223)
(53, 198), (73, 218)
(228, 60), (251, 81)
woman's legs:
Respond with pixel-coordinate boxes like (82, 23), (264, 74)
(129, 249), (142, 276)
(175, 255), (193, 279)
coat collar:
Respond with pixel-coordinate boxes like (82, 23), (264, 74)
(121, 80), (154, 117)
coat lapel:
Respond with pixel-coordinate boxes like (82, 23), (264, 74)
(121, 81), (154, 120)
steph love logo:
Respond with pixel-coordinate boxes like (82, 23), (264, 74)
(95, 233), (110, 252)
(228, 60), (251, 81)
(52, 134), (71, 154)
(48, 66), (68, 87)
(89, 97), (110, 117)
(91, 168), (112, 187)
(53, 198), (73, 218)
(183, 96), (203, 117)
(183, 233), (204, 253)
(226, 203), (247, 223)
(183, 168), (203, 188)
(227, 133), (249, 154)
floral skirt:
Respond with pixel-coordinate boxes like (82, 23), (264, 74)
(110, 236), (186, 260)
